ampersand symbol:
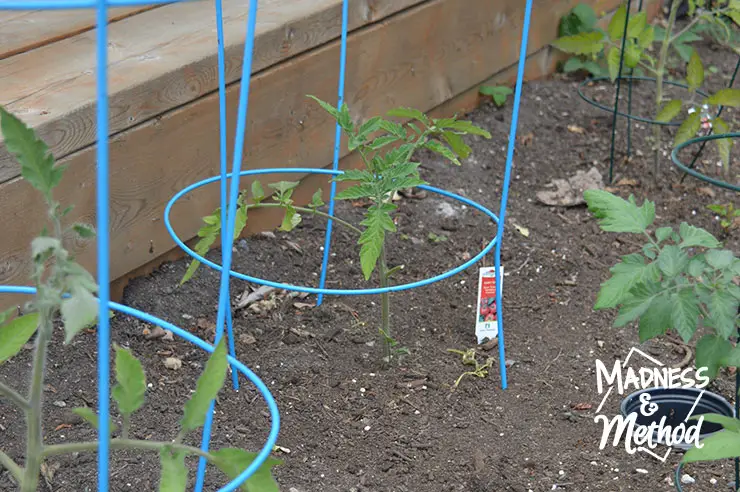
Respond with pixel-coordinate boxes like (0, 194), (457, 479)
(639, 393), (657, 417)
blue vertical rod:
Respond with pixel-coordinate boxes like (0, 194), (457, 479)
(94, 0), (111, 490)
(316, 0), (349, 307)
(195, 0), (259, 488)
(494, 0), (534, 390)
(214, 0), (240, 391)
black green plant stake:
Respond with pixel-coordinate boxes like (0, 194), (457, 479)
(608, 0), (634, 184)
(624, 0), (645, 163)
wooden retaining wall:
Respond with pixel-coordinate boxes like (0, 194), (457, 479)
(0, 0), (658, 308)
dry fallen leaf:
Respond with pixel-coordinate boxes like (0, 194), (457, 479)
(293, 302), (315, 310)
(567, 124), (586, 134)
(513, 223), (530, 238)
(696, 186), (716, 198)
(164, 357), (183, 371)
(54, 423), (73, 432)
(519, 132), (534, 146)
(615, 178), (638, 187)
(571, 402), (593, 411)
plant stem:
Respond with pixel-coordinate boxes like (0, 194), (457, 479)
(652, 0), (681, 183)
(121, 414), (130, 440)
(248, 203), (362, 235)
(0, 449), (22, 482)
(42, 438), (214, 462)
(378, 243), (391, 366)
(0, 380), (30, 411)
(21, 309), (52, 492)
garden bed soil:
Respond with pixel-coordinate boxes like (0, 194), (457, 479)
(1, 35), (740, 492)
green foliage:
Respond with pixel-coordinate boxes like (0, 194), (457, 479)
(0, 313), (39, 365)
(112, 344), (147, 417)
(211, 448), (283, 492)
(585, 189), (738, 379)
(0, 107), (281, 491)
(479, 85), (513, 107)
(707, 202), (740, 232)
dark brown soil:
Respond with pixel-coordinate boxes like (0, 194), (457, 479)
(1, 34), (739, 492)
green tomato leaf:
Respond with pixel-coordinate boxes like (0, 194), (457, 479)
(686, 51), (705, 90)
(0, 306), (17, 326)
(278, 206), (301, 232)
(387, 107), (431, 126)
(708, 288), (738, 339)
(335, 183), (376, 201)
(61, 287), (99, 343)
(623, 42), (641, 69)
(626, 12), (647, 38)
(111, 343), (146, 416)
(607, 47), (622, 82)
(684, 429), (740, 463)
(358, 203), (397, 280)
(562, 57), (584, 73)
(71, 407), (118, 433)
(613, 281), (660, 327)
(655, 227), (673, 243)
(674, 111), (701, 147)
(638, 25), (654, 49)
(210, 448), (282, 492)
(159, 447), (187, 492)
(432, 118), (491, 138)
(594, 254), (657, 309)
(308, 188), (324, 209)
(695, 335), (732, 380)
(608, 4), (627, 40)
(306, 95), (340, 120)
(584, 189), (655, 233)
(368, 135), (400, 150)
(441, 132), (472, 159)
(0, 106), (64, 199)
(0, 313), (39, 365)
(180, 338), (228, 434)
(551, 31), (605, 55)
(333, 169), (374, 183)
(691, 414), (740, 433)
(706, 88), (740, 108)
(672, 288), (701, 343)
(657, 245), (689, 278)
(655, 100), (683, 123)
(706, 249), (735, 269)
(638, 293), (673, 342)
(267, 181), (300, 195)
(687, 255), (708, 278)
(251, 180), (265, 204)
(678, 222), (721, 249)
(72, 223), (96, 239)
(425, 140), (461, 165)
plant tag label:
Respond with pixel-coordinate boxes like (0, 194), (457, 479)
(475, 266), (503, 344)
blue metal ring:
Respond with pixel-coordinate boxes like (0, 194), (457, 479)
(164, 167), (499, 295)
(670, 132), (740, 192)
(0, 286), (280, 492)
(578, 76), (710, 126)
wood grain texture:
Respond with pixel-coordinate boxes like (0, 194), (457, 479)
(0, 0), (425, 184)
(0, 0), (635, 309)
(0, 6), (158, 61)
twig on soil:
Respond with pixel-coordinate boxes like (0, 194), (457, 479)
(543, 348), (563, 373)
(392, 450), (414, 462)
(514, 257), (530, 273)
(667, 341), (693, 369)
(314, 341), (330, 360)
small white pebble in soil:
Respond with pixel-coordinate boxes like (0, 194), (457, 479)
(147, 383), (153, 388)
(636, 468), (648, 474)
(364, 426), (371, 432)
(360, 388), (366, 393)
(414, 410), (420, 415)
(319, 246), (324, 251)
(590, 461), (598, 466)
(710, 478), (717, 485)
(369, 373), (376, 377)
(692, 210), (697, 215)
(559, 470), (565, 476)
(499, 433), (504, 437)
(680, 474), (695, 485)
(351, 379), (357, 383)
(460, 280), (465, 285)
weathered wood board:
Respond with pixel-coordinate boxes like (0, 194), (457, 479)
(0, 6), (158, 60)
(0, 0), (650, 309)
(0, 0), (426, 183)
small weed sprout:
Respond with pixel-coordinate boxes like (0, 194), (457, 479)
(183, 97), (491, 366)
(707, 202), (740, 234)
(479, 85), (513, 107)
(553, 1), (740, 177)
(0, 107), (280, 492)
(446, 348), (494, 388)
